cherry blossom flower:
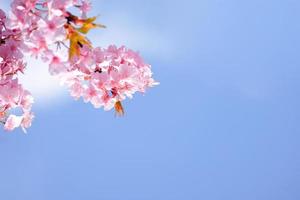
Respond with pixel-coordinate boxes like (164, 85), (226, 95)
(4, 114), (23, 131)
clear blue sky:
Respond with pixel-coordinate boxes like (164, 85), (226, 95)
(0, 0), (300, 199)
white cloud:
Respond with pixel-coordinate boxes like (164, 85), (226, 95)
(19, 58), (67, 107)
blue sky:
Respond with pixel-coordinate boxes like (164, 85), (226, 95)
(0, 0), (300, 199)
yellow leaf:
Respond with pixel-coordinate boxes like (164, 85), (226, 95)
(77, 17), (106, 34)
(68, 30), (91, 59)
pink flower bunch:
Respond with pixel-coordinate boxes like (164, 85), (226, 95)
(0, 0), (158, 132)
(61, 45), (158, 111)
(0, 9), (34, 132)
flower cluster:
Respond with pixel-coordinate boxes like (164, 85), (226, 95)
(0, 0), (158, 132)
(62, 45), (158, 113)
(0, 9), (34, 132)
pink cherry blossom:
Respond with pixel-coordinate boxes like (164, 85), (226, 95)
(4, 114), (23, 131)
(49, 55), (67, 75)
(78, 0), (91, 17)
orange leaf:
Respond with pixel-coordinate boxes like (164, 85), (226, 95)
(114, 101), (125, 116)
(69, 30), (91, 59)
